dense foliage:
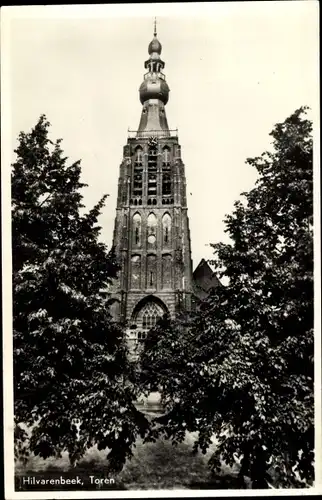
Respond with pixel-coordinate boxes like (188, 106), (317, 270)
(140, 107), (314, 488)
(12, 116), (148, 471)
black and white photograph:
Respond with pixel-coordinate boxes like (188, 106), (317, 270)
(1, 1), (320, 497)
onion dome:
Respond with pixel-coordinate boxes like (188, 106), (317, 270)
(148, 36), (162, 55)
(139, 78), (169, 105)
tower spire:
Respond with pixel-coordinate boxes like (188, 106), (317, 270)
(154, 17), (157, 37)
(137, 21), (170, 136)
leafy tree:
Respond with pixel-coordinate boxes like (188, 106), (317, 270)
(12, 115), (148, 471)
(140, 107), (314, 488)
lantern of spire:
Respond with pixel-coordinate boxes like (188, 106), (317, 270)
(148, 17), (162, 55)
(139, 18), (170, 106)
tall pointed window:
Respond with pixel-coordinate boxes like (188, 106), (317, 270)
(146, 254), (157, 288)
(122, 178), (128, 203)
(163, 147), (170, 164)
(162, 213), (171, 247)
(131, 255), (141, 289)
(132, 213), (141, 247)
(147, 213), (157, 249)
(162, 254), (172, 288)
(121, 214), (128, 248)
(135, 146), (143, 163)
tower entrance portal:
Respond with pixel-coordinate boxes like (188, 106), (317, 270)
(130, 296), (168, 350)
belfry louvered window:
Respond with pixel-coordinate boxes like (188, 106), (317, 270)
(162, 173), (171, 195)
(148, 173), (157, 196)
(133, 170), (143, 196)
(133, 147), (143, 197)
(147, 143), (157, 197)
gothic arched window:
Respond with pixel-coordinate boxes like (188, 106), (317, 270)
(163, 147), (170, 164)
(132, 213), (141, 247)
(147, 213), (157, 249)
(131, 254), (141, 289)
(122, 178), (128, 203)
(133, 162), (143, 197)
(162, 213), (171, 247)
(135, 146), (143, 163)
(121, 215), (128, 247)
(162, 254), (172, 288)
(138, 301), (164, 330)
(146, 254), (157, 288)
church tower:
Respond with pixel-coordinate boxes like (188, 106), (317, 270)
(111, 21), (193, 352)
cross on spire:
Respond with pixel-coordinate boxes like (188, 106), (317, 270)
(154, 17), (157, 37)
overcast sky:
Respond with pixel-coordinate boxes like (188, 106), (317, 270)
(3, 1), (319, 270)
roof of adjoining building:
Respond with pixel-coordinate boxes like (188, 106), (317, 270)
(193, 258), (222, 300)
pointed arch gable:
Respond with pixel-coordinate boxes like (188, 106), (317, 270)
(147, 212), (157, 223)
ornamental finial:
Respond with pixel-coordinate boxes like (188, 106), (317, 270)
(154, 17), (157, 37)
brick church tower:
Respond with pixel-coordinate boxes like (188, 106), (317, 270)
(110, 22), (194, 352)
